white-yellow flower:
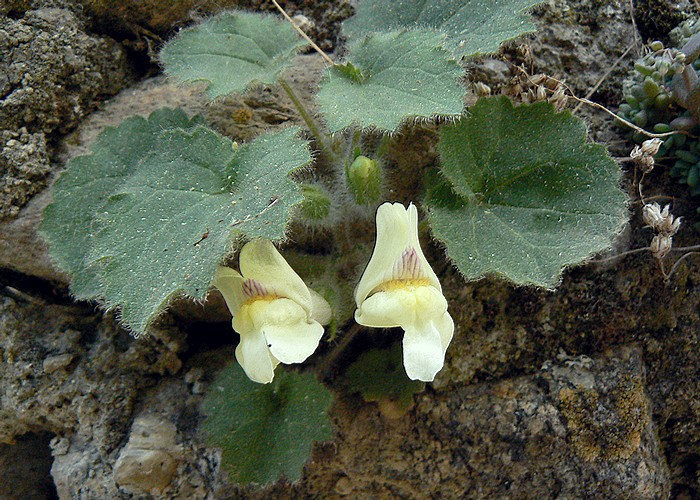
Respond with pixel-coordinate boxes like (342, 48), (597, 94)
(354, 202), (454, 382)
(213, 239), (331, 384)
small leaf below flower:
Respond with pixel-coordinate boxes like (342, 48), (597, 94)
(202, 362), (333, 485)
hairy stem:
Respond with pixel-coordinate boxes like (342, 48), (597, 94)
(318, 323), (363, 380)
(278, 77), (332, 156)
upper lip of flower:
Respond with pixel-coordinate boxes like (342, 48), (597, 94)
(354, 202), (442, 307)
(213, 239), (330, 384)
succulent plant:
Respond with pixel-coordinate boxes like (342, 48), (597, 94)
(618, 18), (700, 229)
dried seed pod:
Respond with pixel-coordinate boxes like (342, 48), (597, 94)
(474, 82), (492, 96)
(640, 138), (663, 156)
(650, 234), (672, 259)
(642, 202), (682, 236)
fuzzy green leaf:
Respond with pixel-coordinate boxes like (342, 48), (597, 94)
(426, 96), (628, 287)
(343, 0), (540, 58)
(345, 343), (425, 409)
(41, 109), (310, 333)
(202, 362), (333, 485)
(41, 109), (203, 299)
(160, 11), (307, 100)
(317, 30), (464, 132)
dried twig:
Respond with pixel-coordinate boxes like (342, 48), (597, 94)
(589, 244), (700, 265)
(664, 251), (700, 282)
(627, 0), (640, 54)
(573, 43), (634, 113)
(270, 0), (335, 66)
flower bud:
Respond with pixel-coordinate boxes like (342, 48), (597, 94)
(299, 184), (331, 221)
(347, 155), (382, 206)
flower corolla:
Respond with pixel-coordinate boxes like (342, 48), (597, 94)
(214, 239), (331, 383)
(354, 202), (454, 382)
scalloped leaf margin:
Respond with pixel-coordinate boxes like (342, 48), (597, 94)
(41, 108), (311, 333)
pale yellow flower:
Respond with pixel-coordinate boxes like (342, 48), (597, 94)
(214, 239), (331, 383)
(355, 202), (454, 382)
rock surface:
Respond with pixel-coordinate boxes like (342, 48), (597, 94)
(0, 128), (51, 219)
(0, 0), (698, 498)
(113, 416), (182, 495)
(0, 432), (57, 499)
(0, 5), (130, 136)
(294, 347), (670, 498)
(0, 1), (132, 278)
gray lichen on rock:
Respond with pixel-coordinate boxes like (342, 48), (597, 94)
(0, 128), (51, 219)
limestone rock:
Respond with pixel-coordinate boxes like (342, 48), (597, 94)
(113, 415), (182, 495)
(298, 346), (669, 498)
(0, 189), (68, 283)
(0, 432), (56, 499)
(77, 0), (352, 51)
(0, 6), (131, 135)
(0, 296), (184, 447)
(0, 128), (50, 219)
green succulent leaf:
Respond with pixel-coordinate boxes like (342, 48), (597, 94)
(202, 362), (333, 485)
(345, 343), (425, 409)
(41, 108), (310, 333)
(317, 30), (465, 132)
(343, 0), (540, 58)
(426, 96), (628, 288)
(160, 11), (307, 100)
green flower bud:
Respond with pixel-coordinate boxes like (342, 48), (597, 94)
(347, 155), (382, 206)
(299, 184), (331, 221)
(650, 40), (664, 51)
